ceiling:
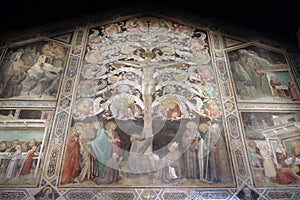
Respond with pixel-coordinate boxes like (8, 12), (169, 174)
(0, 0), (299, 45)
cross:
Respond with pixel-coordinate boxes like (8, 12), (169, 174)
(116, 48), (179, 138)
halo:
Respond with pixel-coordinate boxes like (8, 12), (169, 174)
(161, 98), (180, 107)
(186, 121), (198, 129)
(199, 123), (209, 133)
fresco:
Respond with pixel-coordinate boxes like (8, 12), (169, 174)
(0, 109), (53, 187)
(227, 45), (299, 103)
(0, 40), (69, 100)
(240, 111), (300, 187)
(59, 17), (235, 187)
(0, 14), (299, 199)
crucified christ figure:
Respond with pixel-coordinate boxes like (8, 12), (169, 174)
(116, 48), (179, 138)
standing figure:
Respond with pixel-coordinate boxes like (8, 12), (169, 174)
(198, 122), (211, 181)
(5, 140), (19, 153)
(88, 121), (111, 178)
(21, 138), (38, 168)
(288, 79), (298, 101)
(181, 121), (202, 179)
(73, 139), (98, 183)
(105, 121), (121, 157)
(19, 145), (38, 176)
(291, 141), (300, 164)
(248, 141), (263, 168)
(244, 55), (270, 96)
(269, 76), (286, 97)
(260, 144), (276, 179)
(5, 144), (22, 179)
(60, 126), (80, 185)
(207, 123), (233, 183)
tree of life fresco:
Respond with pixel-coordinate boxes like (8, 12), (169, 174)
(59, 17), (235, 187)
(0, 41), (68, 100)
(227, 45), (300, 103)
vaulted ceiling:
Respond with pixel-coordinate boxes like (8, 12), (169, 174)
(0, 0), (299, 45)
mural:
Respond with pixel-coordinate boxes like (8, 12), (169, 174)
(0, 109), (53, 187)
(59, 17), (235, 187)
(227, 45), (299, 103)
(241, 111), (300, 186)
(0, 13), (299, 199)
(0, 40), (69, 100)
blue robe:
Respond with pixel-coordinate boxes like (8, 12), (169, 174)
(90, 126), (111, 177)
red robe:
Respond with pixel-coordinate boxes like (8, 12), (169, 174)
(60, 137), (80, 185)
(288, 81), (298, 101)
(271, 168), (299, 185)
(19, 149), (37, 175)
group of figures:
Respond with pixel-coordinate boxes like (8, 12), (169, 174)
(248, 140), (300, 185)
(0, 41), (67, 99)
(60, 118), (233, 186)
(59, 17), (235, 186)
(0, 138), (41, 184)
(229, 47), (299, 102)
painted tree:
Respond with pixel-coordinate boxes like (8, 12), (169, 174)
(73, 17), (223, 176)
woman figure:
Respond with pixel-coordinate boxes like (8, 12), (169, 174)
(5, 144), (22, 179)
(88, 121), (111, 177)
(19, 145), (38, 175)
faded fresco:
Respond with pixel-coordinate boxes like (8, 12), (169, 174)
(0, 41), (69, 100)
(0, 109), (53, 187)
(227, 45), (299, 103)
(241, 111), (300, 187)
(0, 14), (299, 199)
(59, 17), (235, 187)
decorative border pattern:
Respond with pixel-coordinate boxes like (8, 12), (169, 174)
(0, 11), (299, 200)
